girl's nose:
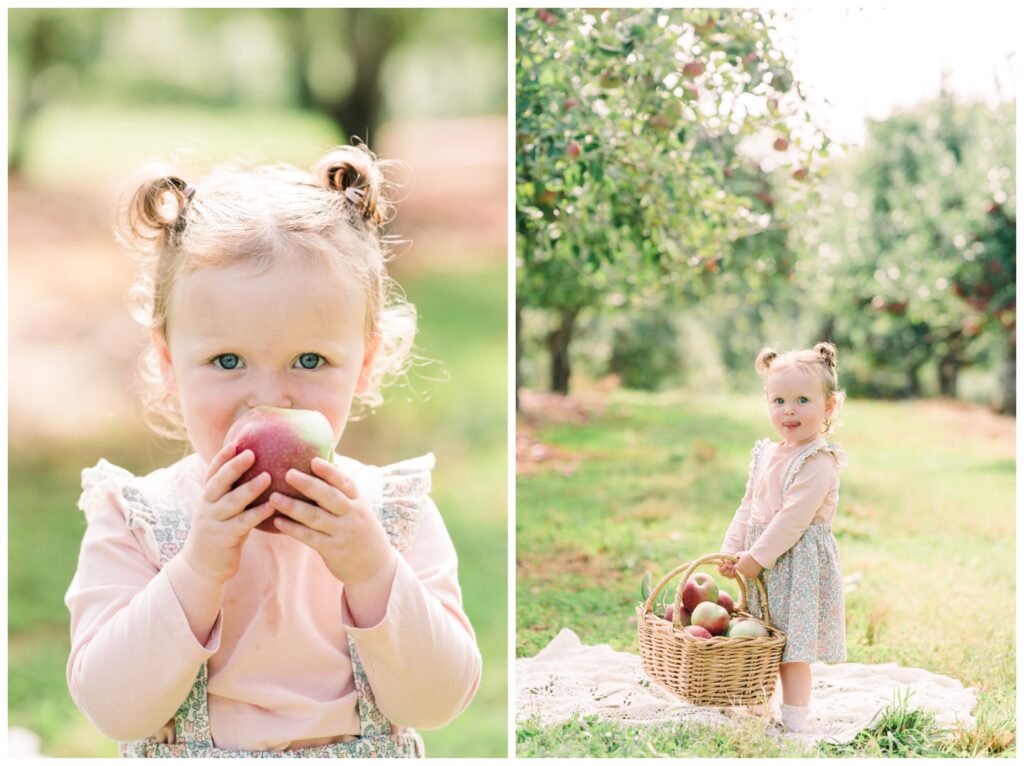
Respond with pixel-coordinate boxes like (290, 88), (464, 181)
(246, 376), (294, 410)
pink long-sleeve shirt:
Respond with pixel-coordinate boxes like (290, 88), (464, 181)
(65, 453), (481, 752)
(721, 438), (842, 570)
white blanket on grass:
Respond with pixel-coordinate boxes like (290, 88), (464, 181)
(516, 629), (977, 745)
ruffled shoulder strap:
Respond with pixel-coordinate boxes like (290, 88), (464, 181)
(748, 438), (775, 491)
(78, 458), (192, 568)
(352, 453), (435, 554)
(782, 441), (846, 496)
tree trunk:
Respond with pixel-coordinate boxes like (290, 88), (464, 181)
(937, 355), (959, 398)
(331, 11), (397, 143)
(546, 308), (578, 394)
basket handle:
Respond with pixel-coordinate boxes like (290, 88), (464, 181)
(642, 552), (773, 630)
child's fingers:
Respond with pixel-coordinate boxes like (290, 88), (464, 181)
(232, 500), (277, 533)
(203, 441), (243, 485)
(203, 449), (256, 504)
(216, 471), (272, 520)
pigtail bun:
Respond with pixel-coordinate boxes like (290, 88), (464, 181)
(755, 347), (779, 376)
(314, 144), (390, 226)
(815, 341), (838, 371)
(121, 169), (193, 243)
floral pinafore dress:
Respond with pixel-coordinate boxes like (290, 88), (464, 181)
(741, 439), (848, 665)
(79, 454), (434, 758)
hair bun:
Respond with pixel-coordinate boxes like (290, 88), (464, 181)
(123, 171), (192, 240)
(815, 341), (838, 369)
(755, 347), (779, 376)
(314, 144), (388, 226)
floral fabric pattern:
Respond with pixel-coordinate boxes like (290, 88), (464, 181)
(742, 441), (847, 664)
(82, 455), (431, 758)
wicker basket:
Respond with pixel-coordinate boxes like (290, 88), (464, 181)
(636, 552), (786, 707)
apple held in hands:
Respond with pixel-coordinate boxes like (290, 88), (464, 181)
(225, 406), (337, 533)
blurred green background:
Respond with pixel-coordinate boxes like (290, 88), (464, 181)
(8, 8), (507, 758)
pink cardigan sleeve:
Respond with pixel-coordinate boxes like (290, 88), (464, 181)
(65, 482), (226, 741)
(721, 449), (759, 556)
(748, 454), (836, 570)
(340, 495), (481, 729)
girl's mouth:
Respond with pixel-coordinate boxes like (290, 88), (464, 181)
(783, 422), (800, 430)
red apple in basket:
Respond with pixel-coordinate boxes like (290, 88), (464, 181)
(225, 406), (336, 534)
(683, 625), (712, 640)
(717, 590), (735, 614)
(682, 573), (719, 612)
(691, 601), (730, 636)
(663, 604), (692, 626)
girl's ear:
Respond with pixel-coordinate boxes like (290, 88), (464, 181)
(825, 393), (838, 418)
(355, 335), (380, 395)
(150, 328), (178, 395)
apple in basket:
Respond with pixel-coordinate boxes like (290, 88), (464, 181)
(681, 573), (719, 612)
(690, 601), (730, 636)
(683, 625), (712, 640)
(717, 590), (735, 614)
(726, 619), (769, 638)
(663, 604), (691, 626)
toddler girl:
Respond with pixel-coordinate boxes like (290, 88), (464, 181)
(718, 342), (847, 733)
(65, 145), (482, 756)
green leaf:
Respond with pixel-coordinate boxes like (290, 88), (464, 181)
(640, 571), (652, 600)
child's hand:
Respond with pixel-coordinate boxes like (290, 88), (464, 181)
(183, 443), (277, 584)
(270, 457), (396, 590)
(735, 551), (763, 580)
(717, 558), (737, 577)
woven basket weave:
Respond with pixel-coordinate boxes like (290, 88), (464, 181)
(636, 552), (786, 707)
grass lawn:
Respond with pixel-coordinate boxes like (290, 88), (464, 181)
(8, 263), (507, 758)
(516, 389), (1015, 757)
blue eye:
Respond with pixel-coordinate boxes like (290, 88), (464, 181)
(213, 353), (241, 370)
(296, 353), (325, 370)
(773, 397), (784, 405)
(798, 396), (809, 404)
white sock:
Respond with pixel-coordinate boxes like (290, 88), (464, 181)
(780, 703), (809, 731)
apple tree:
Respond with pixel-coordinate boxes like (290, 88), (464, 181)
(516, 7), (827, 398)
(809, 92), (1015, 409)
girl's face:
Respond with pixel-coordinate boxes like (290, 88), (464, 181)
(152, 257), (375, 466)
(765, 365), (836, 447)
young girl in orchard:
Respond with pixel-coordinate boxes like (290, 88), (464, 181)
(65, 145), (481, 756)
(718, 342), (847, 734)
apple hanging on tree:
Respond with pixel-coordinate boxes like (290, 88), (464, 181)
(225, 406), (337, 534)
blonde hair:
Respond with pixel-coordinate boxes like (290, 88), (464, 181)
(755, 342), (845, 434)
(118, 144), (416, 441)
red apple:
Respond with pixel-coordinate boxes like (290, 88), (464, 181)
(663, 603), (675, 623)
(682, 572), (719, 612)
(679, 607), (691, 627)
(717, 590), (735, 614)
(225, 406), (336, 533)
(691, 601), (730, 636)
(683, 625), (712, 640)
(682, 60), (706, 78)
(773, 136), (789, 151)
(567, 141), (581, 158)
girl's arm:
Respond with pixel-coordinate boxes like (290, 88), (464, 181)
(747, 455), (835, 569)
(65, 495), (225, 741)
(340, 496), (482, 730)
